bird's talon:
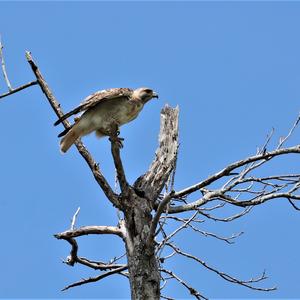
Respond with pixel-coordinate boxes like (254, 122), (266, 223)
(117, 137), (124, 148)
(109, 136), (124, 148)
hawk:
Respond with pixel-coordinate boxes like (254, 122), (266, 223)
(54, 87), (158, 153)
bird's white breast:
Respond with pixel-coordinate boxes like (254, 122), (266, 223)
(85, 100), (143, 132)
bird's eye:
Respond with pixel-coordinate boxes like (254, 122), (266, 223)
(144, 89), (152, 94)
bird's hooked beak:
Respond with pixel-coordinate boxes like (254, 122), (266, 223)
(152, 91), (159, 99)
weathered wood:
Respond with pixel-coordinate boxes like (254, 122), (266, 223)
(134, 105), (179, 200)
(124, 193), (160, 300)
(121, 106), (179, 299)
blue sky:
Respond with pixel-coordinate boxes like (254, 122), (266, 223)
(1, 1), (300, 299)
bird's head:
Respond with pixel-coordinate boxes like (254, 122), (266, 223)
(133, 87), (159, 104)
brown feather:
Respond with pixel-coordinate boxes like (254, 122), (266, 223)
(54, 88), (133, 126)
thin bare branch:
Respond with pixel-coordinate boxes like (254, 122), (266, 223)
(76, 256), (126, 270)
(288, 198), (300, 210)
(157, 211), (198, 252)
(0, 80), (38, 99)
(159, 251), (176, 263)
(167, 145), (300, 213)
(277, 113), (300, 149)
(109, 123), (129, 195)
(198, 205), (254, 222)
(62, 265), (128, 291)
(198, 202), (226, 211)
(259, 127), (275, 154)
(160, 268), (208, 300)
(70, 207), (80, 230)
(148, 192), (174, 246)
(25, 52), (119, 208)
(187, 223), (244, 244)
(161, 295), (176, 300)
(0, 35), (13, 91)
(166, 243), (276, 292)
(109, 252), (127, 264)
(161, 215), (204, 223)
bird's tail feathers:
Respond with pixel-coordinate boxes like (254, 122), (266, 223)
(58, 125), (73, 138)
(60, 126), (80, 153)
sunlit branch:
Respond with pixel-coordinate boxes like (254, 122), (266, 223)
(61, 265), (128, 291)
(0, 35), (12, 91)
(0, 80), (38, 99)
(160, 268), (208, 300)
(166, 243), (276, 292)
(168, 146), (300, 212)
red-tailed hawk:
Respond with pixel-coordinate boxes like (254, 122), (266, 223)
(54, 87), (158, 153)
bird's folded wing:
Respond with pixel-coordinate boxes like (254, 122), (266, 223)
(54, 88), (133, 126)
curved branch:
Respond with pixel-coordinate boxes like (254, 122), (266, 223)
(54, 225), (124, 239)
(166, 243), (276, 292)
(0, 36), (12, 91)
(54, 222), (126, 268)
(62, 265), (128, 291)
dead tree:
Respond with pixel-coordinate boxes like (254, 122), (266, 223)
(1, 40), (300, 299)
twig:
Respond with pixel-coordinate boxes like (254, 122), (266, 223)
(287, 198), (300, 210)
(70, 207), (80, 230)
(163, 213), (243, 243)
(160, 268), (207, 300)
(0, 80), (38, 99)
(75, 256), (126, 270)
(188, 224), (244, 244)
(277, 113), (300, 149)
(159, 251), (176, 263)
(109, 252), (127, 264)
(109, 123), (129, 194)
(62, 265), (128, 291)
(161, 295), (176, 300)
(157, 211), (198, 252)
(166, 243), (276, 292)
(147, 192), (174, 246)
(0, 35), (13, 91)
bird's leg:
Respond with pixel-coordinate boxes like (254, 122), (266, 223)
(109, 122), (124, 148)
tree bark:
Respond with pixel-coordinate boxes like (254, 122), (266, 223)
(122, 192), (160, 299)
(120, 106), (179, 299)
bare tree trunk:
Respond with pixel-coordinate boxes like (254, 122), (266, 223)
(124, 194), (160, 299)
(120, 107), (179, 299)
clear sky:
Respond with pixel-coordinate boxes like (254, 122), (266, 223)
(1, 1), (300, 299)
